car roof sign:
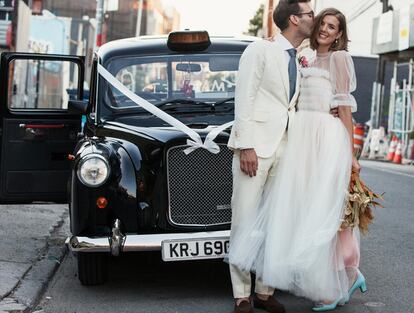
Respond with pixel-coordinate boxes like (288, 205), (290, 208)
(167, 30), (211, 52)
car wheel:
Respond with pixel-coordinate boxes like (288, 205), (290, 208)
(77, 252), (109, 285)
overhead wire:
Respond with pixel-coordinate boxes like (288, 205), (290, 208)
(347, 0), (378, 23)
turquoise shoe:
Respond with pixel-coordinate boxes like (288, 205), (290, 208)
(312, 270), (367, 311)
(342, 269), (367, 304)
(312, 299), (341, 312)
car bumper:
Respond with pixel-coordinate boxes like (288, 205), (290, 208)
(66, 229), (230, 254)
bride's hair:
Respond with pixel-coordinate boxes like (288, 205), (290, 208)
(309, 8), (349, 51)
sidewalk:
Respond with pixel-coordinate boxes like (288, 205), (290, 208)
(0, 204), (69, 313)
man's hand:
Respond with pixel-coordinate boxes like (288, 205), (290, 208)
(240, 148), (258, 177)
(329, 107), (339, 118)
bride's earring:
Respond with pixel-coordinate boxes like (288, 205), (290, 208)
(334, 38), (338, 45)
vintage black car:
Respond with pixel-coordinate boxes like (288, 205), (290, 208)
(0, 31), (255, 285)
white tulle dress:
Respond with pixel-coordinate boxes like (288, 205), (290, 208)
(228, 50), (360, 302)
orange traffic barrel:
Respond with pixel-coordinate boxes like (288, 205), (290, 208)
(353, 124), (364, 152)
(386, 135), (398, 161)
(393, 141), (403, 164)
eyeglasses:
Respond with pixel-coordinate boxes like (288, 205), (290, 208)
(294, 11), (314, 18)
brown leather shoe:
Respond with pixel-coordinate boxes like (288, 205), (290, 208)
(253, 295), (285, 313)
(234, 299), (254, 313)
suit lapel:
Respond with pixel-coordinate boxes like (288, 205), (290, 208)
(272, 42), (289, 104)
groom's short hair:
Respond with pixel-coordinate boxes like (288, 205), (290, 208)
(273, 0), (311, 31)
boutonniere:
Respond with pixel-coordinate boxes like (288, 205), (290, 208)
(298, 56), (309, 68)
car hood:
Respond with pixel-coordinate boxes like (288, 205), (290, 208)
(102, 121), (231, 144)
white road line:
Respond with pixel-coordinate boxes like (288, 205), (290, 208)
(363, 164), (414, 179)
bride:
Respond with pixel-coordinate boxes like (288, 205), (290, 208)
(228, 8), (366, 311)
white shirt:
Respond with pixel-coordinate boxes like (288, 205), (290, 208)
(275, 33), (296, 65)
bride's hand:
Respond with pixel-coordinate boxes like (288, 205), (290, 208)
(352, 156), (361, 174)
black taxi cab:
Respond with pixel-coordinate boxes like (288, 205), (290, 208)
(0, 31), (256, 285)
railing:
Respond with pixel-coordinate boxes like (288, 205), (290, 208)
(388, 60), (414, 158)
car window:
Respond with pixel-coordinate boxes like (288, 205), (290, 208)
(7, 59), (80, 110)
(103, 54), (240, 110)
(117, 62), (168, 95)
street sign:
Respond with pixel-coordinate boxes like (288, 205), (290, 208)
(399, 5), (410, 51)
(104, 0), (119, 12)
(372, 4), (414, 54)
(376, 11), (393, 45)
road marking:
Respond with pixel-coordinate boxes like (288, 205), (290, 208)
(364, 302), (386, 307)
(363, 164), (414, 179)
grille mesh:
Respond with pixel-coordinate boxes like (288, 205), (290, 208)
(167, 144), (233, 226)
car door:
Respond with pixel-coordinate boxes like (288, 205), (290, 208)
(0, 52), (85, 203)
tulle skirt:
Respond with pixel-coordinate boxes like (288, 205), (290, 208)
(228, 110), (359, 302)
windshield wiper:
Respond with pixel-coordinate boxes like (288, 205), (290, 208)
(154, 98), (211, 109)
(154, 97), (235, 111)
(212, 97), (234, 107)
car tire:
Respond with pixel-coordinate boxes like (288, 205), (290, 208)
(77, 252), (109, 285)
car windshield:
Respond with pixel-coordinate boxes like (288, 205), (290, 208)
(100, 54), (240, 115)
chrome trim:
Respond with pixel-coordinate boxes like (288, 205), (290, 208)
(66, 230), (230, 253)
(109, 219), (125, 256)
(165, 143), (232, 227)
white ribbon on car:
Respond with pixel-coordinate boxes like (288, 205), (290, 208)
(97, 64), (233, 155)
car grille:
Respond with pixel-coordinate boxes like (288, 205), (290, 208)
(166, 144), (233, 226)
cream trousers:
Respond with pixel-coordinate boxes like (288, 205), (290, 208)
(229, 133), (287, 299)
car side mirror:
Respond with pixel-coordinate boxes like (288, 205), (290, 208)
(68, 100), (89, 115)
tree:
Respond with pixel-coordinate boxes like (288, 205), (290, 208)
(245, 4), (264, 36)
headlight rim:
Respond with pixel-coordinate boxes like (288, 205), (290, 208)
(77, 153), (111, 188)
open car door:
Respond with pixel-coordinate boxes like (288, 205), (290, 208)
(0, 53), (85, 203)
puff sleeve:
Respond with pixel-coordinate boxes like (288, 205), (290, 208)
(330, 51), (357, 113)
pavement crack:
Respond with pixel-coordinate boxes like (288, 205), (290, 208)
(0, 260), (31, 265)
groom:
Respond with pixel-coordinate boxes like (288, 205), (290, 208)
(227, 1), (314, 312)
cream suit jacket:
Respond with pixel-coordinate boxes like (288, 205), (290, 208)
(228, 39), (300, 158)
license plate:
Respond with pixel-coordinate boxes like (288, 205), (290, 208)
(161, 237), (230, 261)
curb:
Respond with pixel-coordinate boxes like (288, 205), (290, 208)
(360, 157), (414, 166)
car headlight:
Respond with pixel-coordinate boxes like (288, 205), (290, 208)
(77, 154), (110, 187)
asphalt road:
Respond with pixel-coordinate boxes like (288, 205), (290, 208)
(33, 161), (414, 313)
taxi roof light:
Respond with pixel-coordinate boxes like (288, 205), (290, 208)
(167, 30), (211, 52)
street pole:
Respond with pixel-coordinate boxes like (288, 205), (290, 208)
(135, 0), (144, 37)
(267, 0), (274, 38)
(95, 0), (104, 48)
(382, 0), (388, 12)
(375, 0), (390, 128)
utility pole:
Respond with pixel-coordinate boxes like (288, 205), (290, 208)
(375, 0), (390, 128)
(381, 0), (389, 12)
(267, 0), (274, 38)
(95, 0), (104, 48)
(135, 0), (144, 37)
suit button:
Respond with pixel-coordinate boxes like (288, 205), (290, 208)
(288, 107), (292, 111)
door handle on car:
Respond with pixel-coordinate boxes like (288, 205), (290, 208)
(19, 124), (65, 140)
(19, 124), (66, 129)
